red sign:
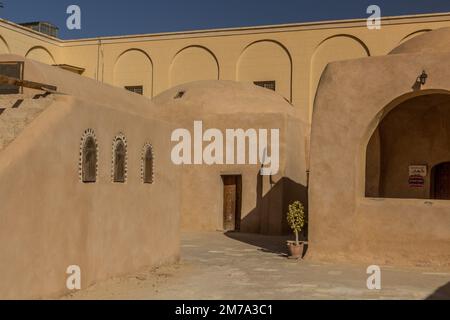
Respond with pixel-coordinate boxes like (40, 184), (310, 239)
(409, 175), (425, 188)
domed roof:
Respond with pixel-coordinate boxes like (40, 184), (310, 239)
(390, 27), (450, 55)
(0, 54), (155, 114)
(152, 80), (294, 119)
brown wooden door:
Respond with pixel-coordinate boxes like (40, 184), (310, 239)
(222, 175), (242, 231)
(433, 162), (450, 200)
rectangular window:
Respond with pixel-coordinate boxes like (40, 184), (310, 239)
(0, 62), (24, 94)
(125, 86), (144, 95)
(254, 81), (276, 91)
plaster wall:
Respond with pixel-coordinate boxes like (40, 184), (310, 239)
(237, 40), (292, 102)
(0, 96), (180, 299)
(171, 115), (300, 235)
(0, 56), (180, 298)
(309, 51), (450, 267)
(114, 49), (153, 97)
(170, 46), (219, 87)
(153, 81), (308, 235)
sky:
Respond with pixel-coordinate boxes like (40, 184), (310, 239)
(1, 0), (450, 39)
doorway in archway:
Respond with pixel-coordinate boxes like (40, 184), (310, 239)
(431, 162), (450, 200)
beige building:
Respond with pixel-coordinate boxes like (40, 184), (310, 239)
(1, 13), (450, 298)
(310, 27), (450, 267)
(2, 13), (450, 124)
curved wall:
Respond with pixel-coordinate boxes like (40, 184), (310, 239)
(310, 50), (450, 266)
(311, 35), (369, 109)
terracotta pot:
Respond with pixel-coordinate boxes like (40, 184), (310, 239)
(287, 242), (304, 259)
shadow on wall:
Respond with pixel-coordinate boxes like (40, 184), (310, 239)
(426, 282), (450, 300)
(241, 175), (308, 237)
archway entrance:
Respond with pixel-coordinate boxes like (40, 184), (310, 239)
(431, 162), (450, 200)
(365, 93), (450, 199)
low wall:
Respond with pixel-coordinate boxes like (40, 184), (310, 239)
(353, 198), (450, 266)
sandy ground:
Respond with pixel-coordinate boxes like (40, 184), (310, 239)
(64, 232), (450, 300)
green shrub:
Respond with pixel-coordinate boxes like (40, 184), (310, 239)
(287, 201), (306, 245)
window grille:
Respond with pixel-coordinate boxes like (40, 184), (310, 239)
(254, 81), (276, 91)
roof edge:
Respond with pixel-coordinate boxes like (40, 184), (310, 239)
(1, 11), (450, 44)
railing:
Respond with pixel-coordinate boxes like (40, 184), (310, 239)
(0, 74), (57, 93)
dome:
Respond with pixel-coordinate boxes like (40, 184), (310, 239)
(390, 27), (450, 55)
(0, 54), (156, 115)
(152, 80), (294, 119)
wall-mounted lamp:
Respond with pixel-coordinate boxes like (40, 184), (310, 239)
(417, 70), (428, 86)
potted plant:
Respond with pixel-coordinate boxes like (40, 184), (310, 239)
(286, 201), (306, 259)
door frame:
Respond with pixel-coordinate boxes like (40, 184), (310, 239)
(221, 174), (242, 231)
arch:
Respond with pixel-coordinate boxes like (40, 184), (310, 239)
(25, 46), (55, 65)
(113, 49), (153, 97)
(311, 35), (370, 113)
(399, 29), (432, 45)
(362, 89), (450, 149)
(237, 40), (292, 102)
(169, 45), (219, 87)
(364, 90), (450, 199)
(0, 35), (10, 54)
(79, 129), (98, 183)
(112, 133), (128, 183)
(141, 143), (154, 184)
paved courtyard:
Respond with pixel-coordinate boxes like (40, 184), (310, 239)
(67, 232), (450, 300)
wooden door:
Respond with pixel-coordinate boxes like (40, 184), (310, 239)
(222, 175), (242, 231)
(223, 176), (237, 231)
(433, 162), (450, 200)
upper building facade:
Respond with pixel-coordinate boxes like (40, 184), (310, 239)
(1, 12), (450, 122)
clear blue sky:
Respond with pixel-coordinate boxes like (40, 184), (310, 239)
(1, 0), (450, 39)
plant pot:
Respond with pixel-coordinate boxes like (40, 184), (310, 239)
(287, 241), (304, 259)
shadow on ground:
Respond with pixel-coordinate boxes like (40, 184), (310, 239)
(224, 231), (308, 258)
(426, 282), (450, 300)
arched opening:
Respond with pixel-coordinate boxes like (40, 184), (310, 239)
(82, 136), (97, 183)
(113, 140), (126, 183)
(143, 145), (154, 184)
(431, 162), (450, 200)
(365, 93), (450, 199)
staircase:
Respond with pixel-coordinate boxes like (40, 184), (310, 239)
(0, 94), (54, 151)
